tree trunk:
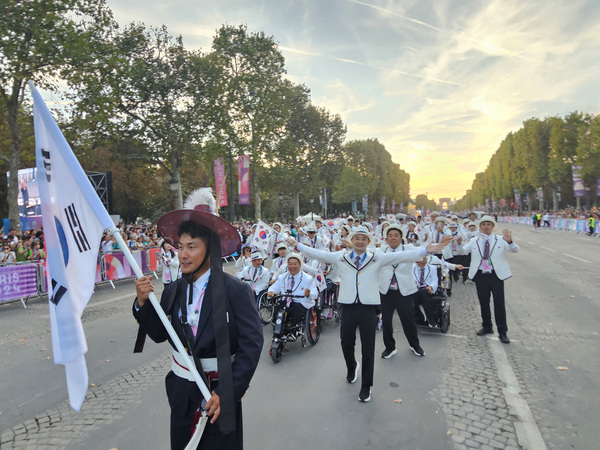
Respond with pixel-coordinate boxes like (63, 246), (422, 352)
(7, 94), (22, 234)
(253, 178), (261, 220)
(169, 154), (183, 210)
(293, 190), (300, 219)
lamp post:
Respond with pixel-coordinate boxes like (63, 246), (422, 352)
(279, 191), (284, 222)
(310, 197), (314, 222)
(227, 135), (235, 222)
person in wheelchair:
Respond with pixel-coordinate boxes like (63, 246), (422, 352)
(237, 251), (270, 298)
(267, 253), (318, 329)
(269, 243), (288, 283)
(413, 256), (441, 328)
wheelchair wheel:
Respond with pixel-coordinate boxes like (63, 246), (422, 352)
(305, 307), (321, 346)
(257, 291), (273, 325)
(440, 304), (450, 334)
(270, 341), (283, 363)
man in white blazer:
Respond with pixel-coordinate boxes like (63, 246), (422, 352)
(377, 224), (426, 358)
(287, 226), (447, 403)
(457, 215), (519, 344)
(237, 251), (270, 296)
(268, 253), (318, 326)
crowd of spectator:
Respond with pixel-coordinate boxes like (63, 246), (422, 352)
(0, 227), (46, 265)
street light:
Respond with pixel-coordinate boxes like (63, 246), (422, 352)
(278, 191), (284, 222)
(227, 135), (235, 222)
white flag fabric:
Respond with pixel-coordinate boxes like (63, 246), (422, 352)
(313, 270), (327, 292)
(252, 220), (275, 253)
(31, 82), (115, 411)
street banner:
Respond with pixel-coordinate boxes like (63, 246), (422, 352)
(492, 199), (497, 210)
(501, 198), (506, 208)
(391, 199), (396, 214)
(572, 165), (584, 197)
(380, 197), (385, 214)
(485, 199), (490, 210)
(252, 220), (275, 253)
(537, 187), (544, 201)
(0, 264), (38, 302)
(31, 82), (115, 411)
(237, 155), (249, 205)
(362, 195), (368, 212)
(214, 158), (228, 207)
(596, 178), (600, 197)
(514, 189), (521, 207)
(323, 188), (328, 214)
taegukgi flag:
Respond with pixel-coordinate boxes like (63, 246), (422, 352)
(30, 82), (114, 411)
(252, 220), (275, 253)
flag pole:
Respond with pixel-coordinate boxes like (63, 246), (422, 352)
(108, 225), (212, 401)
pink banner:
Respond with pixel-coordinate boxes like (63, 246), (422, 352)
(147, 248), (161, 272)
(214, 158), (228, 207)
(0, 264), (38, 302)
(238, 155), (250, 205)
(391, 199), (396, 214)
(103, 253), (132, 281)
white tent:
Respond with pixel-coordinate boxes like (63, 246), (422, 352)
(297, 212), (322, 224)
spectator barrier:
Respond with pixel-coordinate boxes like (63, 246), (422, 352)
(498, 216), (596, 233)
(0, 247), (162, 308)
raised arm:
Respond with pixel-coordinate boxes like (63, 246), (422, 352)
(286, 237), (342, 265)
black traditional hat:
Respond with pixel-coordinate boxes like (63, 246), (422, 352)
(157, 188), (240, 256)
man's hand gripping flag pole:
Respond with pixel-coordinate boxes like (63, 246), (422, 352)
(29, 82), (208, 448)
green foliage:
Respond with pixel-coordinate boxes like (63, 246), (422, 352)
(457, 112), (600, 211)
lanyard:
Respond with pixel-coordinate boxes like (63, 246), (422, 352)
(189, 280), (209, 330)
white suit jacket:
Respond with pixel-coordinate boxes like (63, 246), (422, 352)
(458, 234), (519, 280)
(298, 243), (427, 305)
(238, 264), (270, 293)
(270, 271), (318, 309)
(376, 245), (420, 296)
(412, 264), (439, 292)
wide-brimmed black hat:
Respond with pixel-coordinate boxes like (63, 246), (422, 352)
(157, 188), (240, 256)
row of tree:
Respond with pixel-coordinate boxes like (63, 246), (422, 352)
(1, 0), (411, 226)
(455, 112), (600, 211)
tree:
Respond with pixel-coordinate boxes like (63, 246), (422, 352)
(70, 23), (214, 210)
(209, 24), (288, 220)
(0, 0), (115, 232)
(332, 167), (369, 204)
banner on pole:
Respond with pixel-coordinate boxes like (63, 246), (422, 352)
(214, 159), (228, 207)
(572, 165), (584, 198)
(391, 199), (396, 214)
(514, 189), (521, 207)
(380, 197), (385, 214)
(237, 155), (249, 205)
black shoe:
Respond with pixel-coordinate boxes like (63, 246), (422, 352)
(499, 334), (510, 344)
(410, 345), (425, 357)
(446, 290), (452, 297)
(477, 328), (494, 336)
(346, 362), (359, 383)
(381, 348), (397, 359)
(358, 385), (371, 403)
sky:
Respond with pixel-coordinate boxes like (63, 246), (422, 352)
(105, 0), (600, 202)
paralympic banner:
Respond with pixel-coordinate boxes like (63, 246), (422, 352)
(238, 155), (250, 205)
(214, 158), (228, 207)
(0, 264), (38, 302)
(391, 199), (396, 214)
(147, 248), (161, 272)
(572, 165), (584, 197)
(103, 252), (132, 281)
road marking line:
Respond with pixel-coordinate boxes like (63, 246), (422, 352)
(488, 339), (547, 450)
(540, 246), (557, 253)
(527, 241), (535, 245)
(562, 253), (590, 263)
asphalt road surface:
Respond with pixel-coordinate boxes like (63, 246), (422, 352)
(1, 222), (599, 449)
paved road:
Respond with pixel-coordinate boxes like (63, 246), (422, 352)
(1, 223), (598, 449)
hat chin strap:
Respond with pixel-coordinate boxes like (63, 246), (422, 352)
(182, 237), (212, 283)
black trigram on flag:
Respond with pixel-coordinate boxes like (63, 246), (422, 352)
(64, 203), (91, 253)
